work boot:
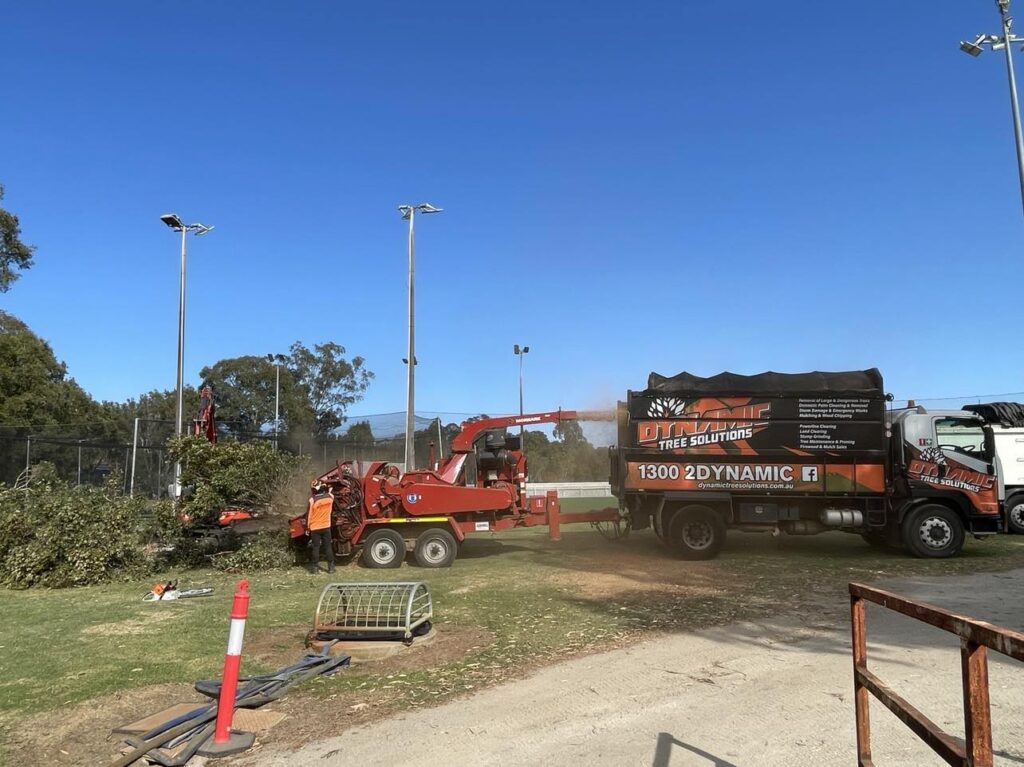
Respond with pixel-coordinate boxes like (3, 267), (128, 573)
(308, 565), (318, 575)
(327, 564), (335, 574)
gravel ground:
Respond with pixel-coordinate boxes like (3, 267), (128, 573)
(252, 569), (1024, 767)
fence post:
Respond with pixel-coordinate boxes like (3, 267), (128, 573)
(961, 639), (994, 767)
(129, 417), (140, 497)
(851, 593), (872, 766)
(547, 491), (561, 541)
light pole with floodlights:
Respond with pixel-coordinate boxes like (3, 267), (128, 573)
(514, 344), (529, 442)
(160, 213), (213, 497)
(398, 202), (442, 470)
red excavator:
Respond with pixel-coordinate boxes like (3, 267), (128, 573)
(181, 385), (260, 548)
(289, 410), (623, 568)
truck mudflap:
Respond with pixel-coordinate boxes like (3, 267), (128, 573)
(967, 517), (1002, 536)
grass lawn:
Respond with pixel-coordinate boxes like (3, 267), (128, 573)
(3, 518), (1024, 764)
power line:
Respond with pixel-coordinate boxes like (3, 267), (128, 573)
(893, 391), (1024, 403)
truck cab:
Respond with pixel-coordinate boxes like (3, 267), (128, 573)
(889, 406), (1001, 551)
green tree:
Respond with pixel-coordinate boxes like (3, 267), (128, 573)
(168, 436), (301, 526)
(197, 344), (372, 441)
(0, 185), (35, 293)
(288, 342), (372, 435)
(0, 464), (148, 587)
(343, 420), (374, 445)
(521, 424), (607, 482)
(553, 419), (585, 446)
(199, 355), (307, 438)
(0, 312), (111, 483)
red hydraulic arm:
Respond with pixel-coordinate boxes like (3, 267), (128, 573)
(192, 385), (217, 443)
(449, 409), (613, 453)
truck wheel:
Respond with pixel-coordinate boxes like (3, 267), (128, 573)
(901, 505), (965, 559)
(414, 528), (457, 568)
(1006, 495), (1024, 535)
(669, 506), (726, 561)
(361, 529), (406, 568)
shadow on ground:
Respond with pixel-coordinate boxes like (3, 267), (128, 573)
(652, 732), (738, 767)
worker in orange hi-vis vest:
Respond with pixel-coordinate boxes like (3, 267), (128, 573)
(307, 481), (335, 574)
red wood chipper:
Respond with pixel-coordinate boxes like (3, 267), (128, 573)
(289, 410), (625, 568)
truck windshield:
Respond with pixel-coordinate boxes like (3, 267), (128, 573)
(934, 418), (986, 459)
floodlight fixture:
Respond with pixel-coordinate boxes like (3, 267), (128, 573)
(961, 37), (985, 56)
(399, 202), (443, 220)
(161, 213), (184, 230)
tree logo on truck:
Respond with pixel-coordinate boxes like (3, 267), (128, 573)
(907, 449), (992, 493)
(646, 398), (687, 418)
(919, 446), (946, 467)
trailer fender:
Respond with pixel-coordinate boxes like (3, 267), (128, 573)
(352, 517), (465, 545)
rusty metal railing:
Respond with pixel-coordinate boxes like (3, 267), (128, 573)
(849, 582), (1024, 767)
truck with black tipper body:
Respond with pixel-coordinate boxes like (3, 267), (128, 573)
(611, 369), (1004, 559)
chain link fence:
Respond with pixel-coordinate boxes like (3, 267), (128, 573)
(0, 409), (619, 495)
(0, 411), (479, 496)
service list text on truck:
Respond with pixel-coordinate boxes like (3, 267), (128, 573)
(610, 369), (1004, 559)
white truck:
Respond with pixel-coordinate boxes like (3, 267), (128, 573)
(963, 403), (1024, 534)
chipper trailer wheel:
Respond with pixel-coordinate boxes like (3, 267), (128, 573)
(413, 528), (457, 568)
(361, 528), (406, 568)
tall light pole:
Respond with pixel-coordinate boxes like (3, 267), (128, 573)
(266, 353), (287, 451)
(514, 344), (530, 443)
(398, 202), (442, 470)
(160, 213), (213, 497)
(961, 0), (1024, 215)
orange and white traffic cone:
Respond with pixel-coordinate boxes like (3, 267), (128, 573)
(199, 579), (256, 757)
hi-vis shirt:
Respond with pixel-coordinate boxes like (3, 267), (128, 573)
(307, 493), (334, 531)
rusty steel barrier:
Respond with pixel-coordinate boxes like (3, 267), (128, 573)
(849, 582), (1024, 767)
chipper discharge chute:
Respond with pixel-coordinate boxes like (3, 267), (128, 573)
(311, 582), (433, 644)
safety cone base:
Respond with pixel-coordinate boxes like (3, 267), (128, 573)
(197, 729), (256, 757)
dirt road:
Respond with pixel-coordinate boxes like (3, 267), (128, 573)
(255, 570), (1024, 766)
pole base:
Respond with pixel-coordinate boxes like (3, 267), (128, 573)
(197, 730), (256, 758)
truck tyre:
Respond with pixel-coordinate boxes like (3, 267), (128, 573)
(668, 506), (726, 560)
(361, 529), (406, 568)
(414, 528), (457, 568)
(1006, 494), (1024, 535)
(901, 505), (965, 559)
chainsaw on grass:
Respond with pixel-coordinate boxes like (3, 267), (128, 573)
(143, 580), (214, 602)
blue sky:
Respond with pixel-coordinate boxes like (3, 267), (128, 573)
(2, 1), (1022, 418)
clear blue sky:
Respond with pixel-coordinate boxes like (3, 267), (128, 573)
(2, 1), (1022, 418)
